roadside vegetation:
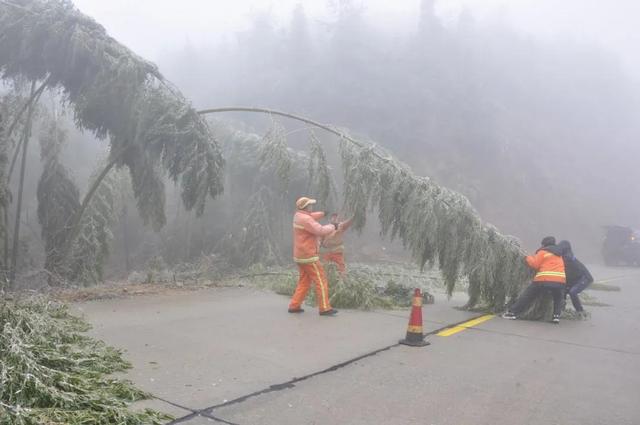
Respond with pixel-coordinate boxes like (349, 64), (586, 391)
(0, 298), (170, 424)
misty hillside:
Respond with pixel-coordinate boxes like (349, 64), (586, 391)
(159, 1), (640, 257)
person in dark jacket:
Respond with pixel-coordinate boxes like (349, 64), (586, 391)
(503, 236), (566, 324)
(557, 240), (594, 317)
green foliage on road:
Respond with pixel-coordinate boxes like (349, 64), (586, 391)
(0, 298), (170, 424)
(243, 263), (437, 310)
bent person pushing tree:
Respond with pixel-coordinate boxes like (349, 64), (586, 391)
(288, 197), (338, 316)
(502, 236), (566, 324)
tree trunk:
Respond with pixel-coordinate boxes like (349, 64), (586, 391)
(59, 144), (131, 273)
(1, 208), (8, 286)
(197, 107), (365, 147)
(121, 203), (131, 274)
(9, 81), (37, 288)
(197, 106), (457, 210)
(6, 78), (50, 183)
(3, 79), (49, 283)
(184, 210), (193, 262)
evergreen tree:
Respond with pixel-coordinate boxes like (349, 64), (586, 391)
(36, 117), (80, 283)
(68, 167), (128, 284)
(0, 0), (225, 231)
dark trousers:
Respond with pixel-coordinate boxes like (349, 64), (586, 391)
(566, 277), (591, 312)
(510, 282), (564, 316)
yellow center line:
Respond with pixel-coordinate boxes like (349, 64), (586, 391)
(437, 314), (495, 337)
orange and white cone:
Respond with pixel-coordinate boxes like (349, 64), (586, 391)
(399, 288), (430, 347)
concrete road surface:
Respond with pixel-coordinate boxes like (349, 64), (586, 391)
(74, 265), (640, 425)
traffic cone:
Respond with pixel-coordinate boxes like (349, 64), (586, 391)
(399, 288), (430, 347)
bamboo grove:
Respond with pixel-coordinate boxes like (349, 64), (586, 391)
(0, 0), (224, 286)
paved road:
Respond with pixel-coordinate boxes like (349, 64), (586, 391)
(74, 265), (640, 425)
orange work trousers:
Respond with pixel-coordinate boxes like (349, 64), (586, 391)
(289, 261), (332, 312)
(322, 251), (346, 273)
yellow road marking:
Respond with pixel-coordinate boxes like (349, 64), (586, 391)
(437, 314), (495, 337)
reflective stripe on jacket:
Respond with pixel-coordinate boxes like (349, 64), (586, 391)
(293, 211), (335, 263)
(526, 249), (566, 284)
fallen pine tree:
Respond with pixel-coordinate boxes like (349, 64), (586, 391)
(0, 298), (170, 424)
(201, 109), (535, 313)
(236, 263), (438, 310)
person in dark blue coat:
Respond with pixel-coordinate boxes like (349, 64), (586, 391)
(557, 240), (594, 317)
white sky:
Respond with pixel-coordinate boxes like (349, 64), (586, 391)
(72, 0), (640, 75)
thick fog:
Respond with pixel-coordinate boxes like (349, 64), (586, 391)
(4, 0), (640, 285)
(73, 0), (640, 74)
(65, 0), (640, 259)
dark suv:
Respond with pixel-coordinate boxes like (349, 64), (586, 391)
(602, 225), (640, 266)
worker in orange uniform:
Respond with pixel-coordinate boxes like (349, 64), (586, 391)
(502, 236), (566, 324)
(288, 197), (339, 316)
(321, 214), (353, 274)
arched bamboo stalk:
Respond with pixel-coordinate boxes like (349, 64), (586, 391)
(5, 77), (50, 183)
(57, 144), (132, 270)
(8, 81), (37, 287)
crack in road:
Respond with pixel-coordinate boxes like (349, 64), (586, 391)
(465, 325), (640, 356)
(153, 396), (239, 425)
(163, 314), (488, 424)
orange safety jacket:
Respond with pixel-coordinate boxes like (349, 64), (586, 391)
(293, 211), (335, 264)
(526, 248), (566, 284)
(321, 218), (353, 253)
